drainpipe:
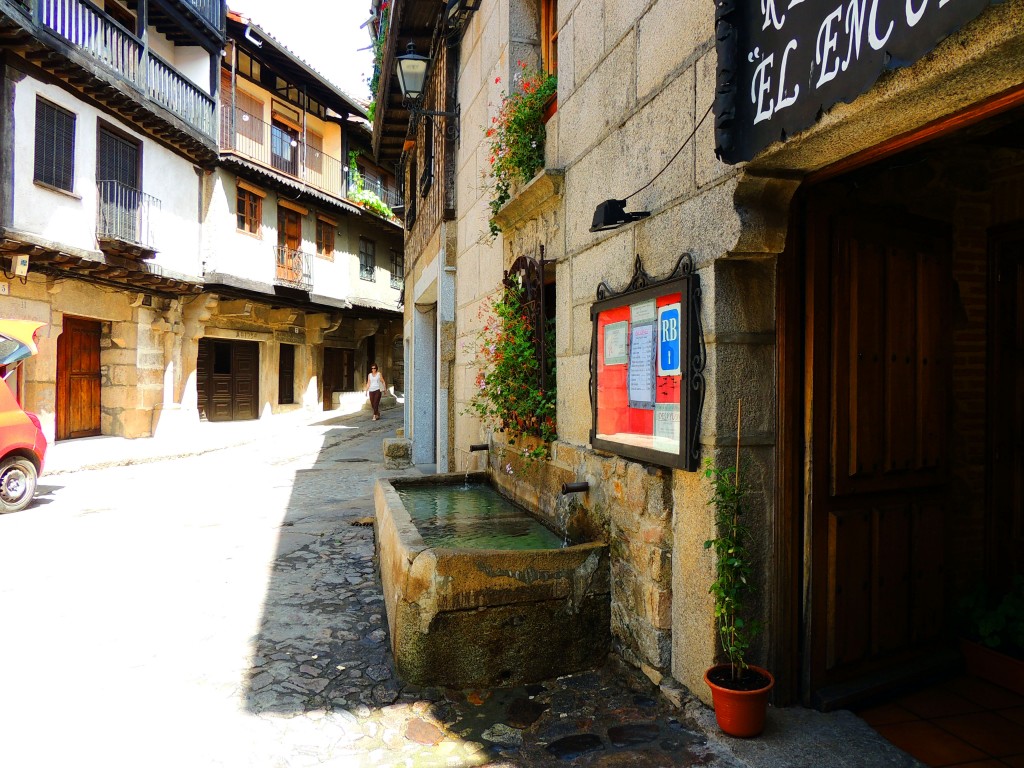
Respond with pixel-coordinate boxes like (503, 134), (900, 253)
(230, 38), (237, 146)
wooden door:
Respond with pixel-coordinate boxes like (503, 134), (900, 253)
(805, 201), (952, 705)
(232, 341), (257, 420)
(197, 339), (259, 422)
(990, 223), (1024, 579)
(56, 316), (101, 440)
(277, 207), (302, 283)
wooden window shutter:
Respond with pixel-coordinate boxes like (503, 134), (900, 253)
(97, 127), (138, 186)
(305, 130), (323, 173)
(34, 98), (76, 192)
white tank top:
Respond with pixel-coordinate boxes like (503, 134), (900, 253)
(368, 372), (383, 392)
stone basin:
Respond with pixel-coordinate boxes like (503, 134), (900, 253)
(374, 472), (610, 688)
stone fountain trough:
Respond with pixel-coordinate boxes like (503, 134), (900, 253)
(374, 472), (610, 688)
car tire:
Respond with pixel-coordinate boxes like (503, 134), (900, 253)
(0, 456), (38, 513)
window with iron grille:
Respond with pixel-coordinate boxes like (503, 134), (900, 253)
(390, 250), (403, 289)
(316, 219), (334, 260)
(237, 186), (262, 234)
(34, 98), (76, 193)
(359, 237), (376, 282)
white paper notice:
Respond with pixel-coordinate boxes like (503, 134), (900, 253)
(627, 322), (656, 409)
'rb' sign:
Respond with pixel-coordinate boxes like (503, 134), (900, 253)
(658, 303), (681, 377)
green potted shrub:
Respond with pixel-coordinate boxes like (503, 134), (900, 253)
(702, 449), (774, 738)
(958, 575), (1024, 695)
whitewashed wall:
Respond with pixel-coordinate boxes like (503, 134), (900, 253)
(12, 76), (204, 279)
(206, 169), (403, 308)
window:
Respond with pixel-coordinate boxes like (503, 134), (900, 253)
(97, 123), (141, 242)
(237, 49), (261, 83)
(278, 343), (295, 405)
(316, 218), (334, 260)
(541, 0), (558, 75)
(271, 119), (298, 175)
(391, 250), (403, 289)
(236, 185), (262, 234)
(359, 237), (376, 282)
(34, 98), (76, 192)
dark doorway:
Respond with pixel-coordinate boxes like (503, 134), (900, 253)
(56, 316), (101, 440)
(322, 347), (353, 410)
(197, 339), (259, 421)
(279, 343), (296, 405)
(989, 223), (1024, 580)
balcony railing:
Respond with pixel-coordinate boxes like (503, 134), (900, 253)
(359, 173), (402, 209)
(274, 245), (313, 291)
(96, 180), (160, 251)
(221, 105), (345, 199)
(180, 0), (221, 32)
(146, 51), (216, 138)
(37, 0), (216, 139)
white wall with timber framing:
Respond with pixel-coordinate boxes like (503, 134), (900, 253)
(10, 72), (203, 278)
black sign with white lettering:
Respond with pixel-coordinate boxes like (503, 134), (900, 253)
(713, 0), (995, 164)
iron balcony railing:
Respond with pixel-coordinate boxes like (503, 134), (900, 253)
(274, 245), (313, 291)
(359, 173), (402, 209)
(37, 0), (216, 139)
(220, 105), (345, 199)
(96, 180), (160, 250)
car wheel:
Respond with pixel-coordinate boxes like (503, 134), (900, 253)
(0, 456), (38, 513)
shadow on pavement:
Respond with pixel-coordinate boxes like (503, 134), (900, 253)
(232, 404), (742, 768)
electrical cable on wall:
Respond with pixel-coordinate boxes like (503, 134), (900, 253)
(590, 102), (715, 232)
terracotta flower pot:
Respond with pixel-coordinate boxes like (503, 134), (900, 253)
(704, 664), (775, 738)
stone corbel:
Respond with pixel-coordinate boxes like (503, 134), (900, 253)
(266, 308), (301, 327)
(352, 319), (380, 342)
(306, 312), (339, 345)
(217, 299), (254, 318)
(182, 294), (218, 340)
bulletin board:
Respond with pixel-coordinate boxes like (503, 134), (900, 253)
(589, 255), (703, 470)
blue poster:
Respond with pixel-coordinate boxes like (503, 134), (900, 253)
(658, 303), (681, 376)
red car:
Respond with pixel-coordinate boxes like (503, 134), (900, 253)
(0, 320), (47, 513)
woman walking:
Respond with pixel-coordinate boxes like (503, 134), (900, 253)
(365, 363), (386, 420)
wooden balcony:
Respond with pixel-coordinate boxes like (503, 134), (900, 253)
(273, 245), (312, 291)
(221, 105), (345, 200)
(148, 0), (224, 49)
(0, 0), (218, 162)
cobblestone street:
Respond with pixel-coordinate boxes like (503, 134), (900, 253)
(0, 409), (917, 768)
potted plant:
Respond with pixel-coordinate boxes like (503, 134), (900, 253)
(958, 575), (1024, 695)
(702, 406), (774, 737)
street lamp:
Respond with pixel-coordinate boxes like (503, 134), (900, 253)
(394, 42), (429, 102)
(395, 42), (460, 137)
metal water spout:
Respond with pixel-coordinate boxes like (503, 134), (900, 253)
(561, 481), (589, 495)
